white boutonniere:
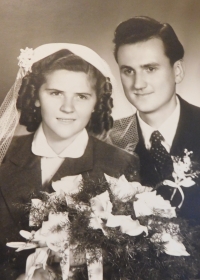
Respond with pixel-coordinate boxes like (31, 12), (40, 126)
(163, 149), (198, 207)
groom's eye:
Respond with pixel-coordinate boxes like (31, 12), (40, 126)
(146, 66), (156, 73)
(143, 64), (159, 73)
(121, 67), (134, 76)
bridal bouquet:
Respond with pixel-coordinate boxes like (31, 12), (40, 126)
(7, 151), (200, 280)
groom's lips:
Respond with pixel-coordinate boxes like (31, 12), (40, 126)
(133, 92), (153, 96)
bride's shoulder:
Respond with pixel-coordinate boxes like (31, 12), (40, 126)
(3, 133), (34, 162)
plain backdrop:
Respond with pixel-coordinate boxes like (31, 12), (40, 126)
(0, 0), (200, 121)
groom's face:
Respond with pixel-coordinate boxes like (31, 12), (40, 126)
(117, 38), (181, 117)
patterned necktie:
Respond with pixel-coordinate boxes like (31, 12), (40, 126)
(150, 130), (173, 179)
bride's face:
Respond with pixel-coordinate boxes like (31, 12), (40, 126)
(35, 69), (97, 144)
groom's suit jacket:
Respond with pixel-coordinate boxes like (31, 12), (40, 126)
(0, 134), (140, 279)
(135, 95), (200, 224)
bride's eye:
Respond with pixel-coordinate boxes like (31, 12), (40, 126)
(50, 91), (62, 96)
(77, 93), (90, 100)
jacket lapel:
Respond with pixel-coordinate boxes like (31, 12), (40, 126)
(9, 134), (42, 171)
(50, 136), (94, 182)
(171, 95), (192, 155)
(1, 135), (42, 227)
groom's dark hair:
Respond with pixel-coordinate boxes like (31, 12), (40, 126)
(113, 16), (184, 65)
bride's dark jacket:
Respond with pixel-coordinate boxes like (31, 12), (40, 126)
(0, 134), (140, 279)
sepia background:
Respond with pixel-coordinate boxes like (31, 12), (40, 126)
(0, 0), (200, 122)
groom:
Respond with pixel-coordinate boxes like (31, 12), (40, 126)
(112, 16), (200, 224)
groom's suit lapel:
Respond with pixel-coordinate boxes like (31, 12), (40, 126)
(170, 95), (192, 155)
(135, 95), (193, 186)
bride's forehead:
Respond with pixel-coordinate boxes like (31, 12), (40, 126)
(41, 70), (95, 91)
(44, 69), (90, 82)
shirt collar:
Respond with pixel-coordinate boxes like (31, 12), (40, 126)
(32, 124), (89, 158)
(137, 96), (180, 150)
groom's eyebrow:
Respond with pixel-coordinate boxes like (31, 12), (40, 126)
(142, 63), (160, 68)
(120, 65), (133, 70)
(120, 62), (160, 69)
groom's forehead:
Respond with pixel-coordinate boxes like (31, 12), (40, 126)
(117, 38), (168, 65)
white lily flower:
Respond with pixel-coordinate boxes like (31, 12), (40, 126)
(40, 212), (69, 251)
(163, 233), (190, 256)
(134, 191), (176, 218)
(151, 230), (190, 256)
(107, 214), (148, 236)
(89, 213), (105, 233)
(6, 230), (38, 252)
(90, 191), (112, 220)
(19, 230), (35, 240)
(105, 173), (152, 202)
(52, 174), (82, 195)
(6, 241), (37, 252)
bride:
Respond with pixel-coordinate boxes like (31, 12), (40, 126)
(0, 43), (139, 279)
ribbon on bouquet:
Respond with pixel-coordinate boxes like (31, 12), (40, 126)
(86, 248), (103, 280)
(163, 180), (185, 208)
(59, 245), (103, 280)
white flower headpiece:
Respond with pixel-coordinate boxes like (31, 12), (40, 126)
(18, 47), (34, 73)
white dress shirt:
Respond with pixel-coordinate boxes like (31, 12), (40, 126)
(32, 124), (89, 185)
(137, 97), (180, 153)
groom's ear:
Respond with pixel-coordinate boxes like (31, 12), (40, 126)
(174, 60), (184, 84)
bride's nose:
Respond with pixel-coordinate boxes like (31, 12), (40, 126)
(60, 96), (74, 113)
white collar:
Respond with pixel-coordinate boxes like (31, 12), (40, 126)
(137, 97), (180, 151)
(32, 124), (89, 158)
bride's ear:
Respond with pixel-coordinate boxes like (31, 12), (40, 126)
(35, 100), (41, 107)
(174, 60), (184, 84)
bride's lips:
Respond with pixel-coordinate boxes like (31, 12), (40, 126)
(57, 118), (76, 123)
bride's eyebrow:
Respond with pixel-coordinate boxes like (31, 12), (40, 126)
(76, 92), (92, 95)
(45, 89), (93, 95)
(46, 88), (63, 92)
